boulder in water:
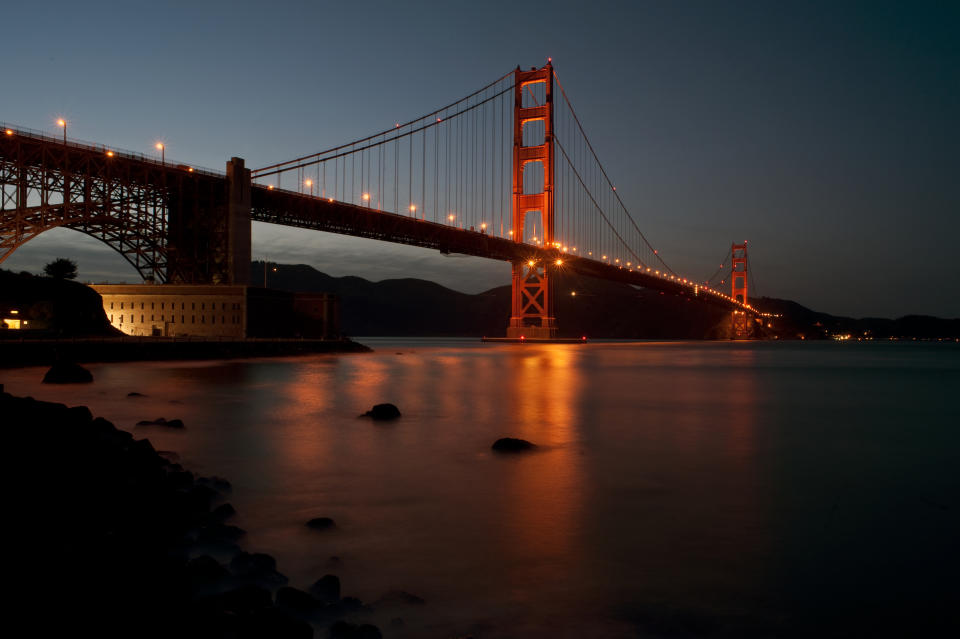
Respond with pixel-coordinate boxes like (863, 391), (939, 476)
(309, 574), (341, 603)
(42, 362), (93, 384)
(306, 516), (336, 531)
(491, 437), (535, 452)
(360, 403), (401, 420)
(135, 417), (185, 429)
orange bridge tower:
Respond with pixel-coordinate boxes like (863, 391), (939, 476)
(506, 62), (558, 339)
(731, 241), (750, 338)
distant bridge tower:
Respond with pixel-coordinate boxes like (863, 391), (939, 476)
(731, 241), (750, 337)
(507, 62), (557, 339)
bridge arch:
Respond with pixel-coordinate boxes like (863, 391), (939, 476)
(1, 215), (167, 282)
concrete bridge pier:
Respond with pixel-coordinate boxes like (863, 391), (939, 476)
(166, 157), (251, 285)
(227, 157), (251, 285)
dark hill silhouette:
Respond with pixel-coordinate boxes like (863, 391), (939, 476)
(252, 262), (960, 339)
(253, 262), (735, 338)
(0, 268), (119, 337)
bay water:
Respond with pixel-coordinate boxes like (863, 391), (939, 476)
(4, 340), (957, 636)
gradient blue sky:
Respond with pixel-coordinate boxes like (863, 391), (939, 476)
(3, 0), (958, 318)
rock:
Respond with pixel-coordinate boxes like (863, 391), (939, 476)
(330, 621), (382, 639)
(230, 551), (289, 587)
(242, 607), (313, 639)
(309, 574), (341, 603)
(197, 476), (232, 493)
(360, 403), (401, 420)
(135, 417), (185, 428)
(374, 590), (426, 607)
(197, 523), (246, 544)
(340, 596), (365, 611)
(217, 585), (273, 613)
(491, 437), (536, 452)
(306, 517), (336, 531)
(185, 555), (229, 588)
(276, 586), (320, 613)
(42, 362), (93, 384)
(211, 503), (236, 522)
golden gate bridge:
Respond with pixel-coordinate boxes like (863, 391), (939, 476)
(1, 61), (759, 338)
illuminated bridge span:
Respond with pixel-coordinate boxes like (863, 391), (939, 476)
(1, 61), (759, 338)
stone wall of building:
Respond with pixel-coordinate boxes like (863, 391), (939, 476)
(91, 285), (246, 338)
(89, 285), (340, 339)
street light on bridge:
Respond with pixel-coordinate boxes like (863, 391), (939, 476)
(305, 179), (313, 197)
(155, 142), (165, 165)
(57, 119), (66, 144)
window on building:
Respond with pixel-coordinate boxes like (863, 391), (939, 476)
(151, 315), (154, 321)
(192, 302), (195, 310)
(119, 314), (123, 323)
(181, 315), (185, 323)
(120, 302), (124, 309)
(151, 302), (155, 310)
(110, 314), (113, 322)
(192, 315), (195, 323)
(141, 303), (144, 310)
(202, 302), (205, 310)
(212, 316), (216, 324)
(110, 302), (114, 310)
(141, 314), (144, 323)
(162, 302), (165, 310)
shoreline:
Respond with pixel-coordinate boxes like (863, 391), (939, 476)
(0, 336), (371, 368)
(5, 386), (388, 638)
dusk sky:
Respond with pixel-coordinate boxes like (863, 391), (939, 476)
(3, 0), (957, 318)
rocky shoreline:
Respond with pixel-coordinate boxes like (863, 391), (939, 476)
(4, 386), (399, 638)
(0, 337), (371, 368)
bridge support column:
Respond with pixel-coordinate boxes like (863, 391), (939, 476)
(227, 157), (251, 285)
(731, 242), (751, 338)
(505, 61), (558, 339)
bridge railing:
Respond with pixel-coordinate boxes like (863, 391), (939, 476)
(1, 121), (225, 178)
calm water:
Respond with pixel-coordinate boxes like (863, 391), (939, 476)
(3, 340), (959, 637)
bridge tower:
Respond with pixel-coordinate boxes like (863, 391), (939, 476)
(507, 62), (558, 339)
(731, 241), (750, 338)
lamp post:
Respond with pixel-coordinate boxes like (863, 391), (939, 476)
(57, 119), (66, 144)
(305, 179), (313, 197)
(155, 142), (165, 165)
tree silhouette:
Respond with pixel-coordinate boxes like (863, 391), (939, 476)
(43, 258), (78, 280)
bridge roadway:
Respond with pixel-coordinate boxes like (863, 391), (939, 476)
(1, 125), (749, 313)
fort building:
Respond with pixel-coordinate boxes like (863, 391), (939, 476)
(90, 285), (338, 339)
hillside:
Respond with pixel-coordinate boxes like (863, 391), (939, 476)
(253, 262), (960, 340)
(0, 269), (119, 337)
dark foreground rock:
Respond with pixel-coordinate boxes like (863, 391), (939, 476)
(310, 575), (341, 603)
(136, 417), (186, 428)
(306, 516), (337, 531)
(41, 361), (93, 383)
(491, 437), (536, 452)
(3, 390), (384, 639)
(360, 403), (401, 420)
(374, 590), (426, 607)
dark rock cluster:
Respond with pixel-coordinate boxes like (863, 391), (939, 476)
(4, 390), (393, 638)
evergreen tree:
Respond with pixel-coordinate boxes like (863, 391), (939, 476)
(43, 258), (78, 280)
